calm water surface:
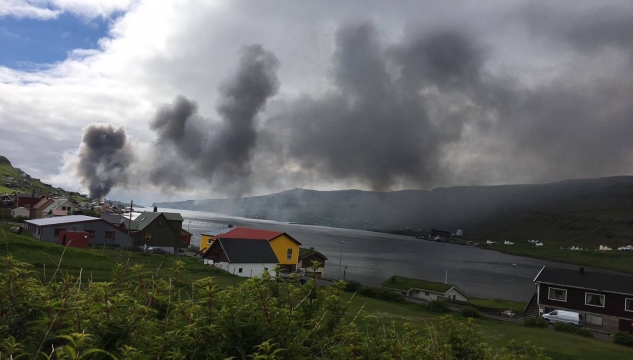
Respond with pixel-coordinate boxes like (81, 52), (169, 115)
(161, 207), (601, 301)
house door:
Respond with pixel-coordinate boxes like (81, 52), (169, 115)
(619, 319), (633, 334)
(62, 235), (67, 246)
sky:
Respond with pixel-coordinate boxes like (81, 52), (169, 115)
(1, 0), (632, 205)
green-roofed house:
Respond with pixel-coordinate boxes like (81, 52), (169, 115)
(298, 247), (328, 277)
(120, 211), (187, 254)
(381, 275), (469, 302)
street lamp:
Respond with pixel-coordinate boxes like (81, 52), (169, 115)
(510, 263), (516, 321)
(338, 241), (345, 280)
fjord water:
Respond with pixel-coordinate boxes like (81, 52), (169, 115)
(163, 207), (590, 301)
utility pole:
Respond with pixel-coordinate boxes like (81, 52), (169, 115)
(127, 200), (133, 249)
(338, 241), (345, 280)
(511, 263), (516, 321)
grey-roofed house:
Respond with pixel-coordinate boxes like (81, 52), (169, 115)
(24, 215), (131, 248)
(533, 266), (633, 332)
(120, 211), (187, 254)
(202, 238), (278, 277)
(298, 247), (328, 278)
(42, 199), (75, 218)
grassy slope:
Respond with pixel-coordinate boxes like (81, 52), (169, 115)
(0, 162), (87, 201)
(2, 226), (632, 359)
(469, 297), (527, 310)
(345, 295), (633, 360)
(0, 225), (243, 287)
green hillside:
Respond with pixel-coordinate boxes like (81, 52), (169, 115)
(0, 155), (87, 200)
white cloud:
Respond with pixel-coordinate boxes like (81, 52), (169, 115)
(0, 0), (135, 20)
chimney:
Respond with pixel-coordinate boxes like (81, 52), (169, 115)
(153, 206), (157, 212)
(579, 267), (585, 274)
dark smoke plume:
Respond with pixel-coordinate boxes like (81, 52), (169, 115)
(148, 44), (280, 194)
(77, 124), (135, 199)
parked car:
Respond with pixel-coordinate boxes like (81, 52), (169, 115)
(542, 310), (584, 326)
(146, 247), (167, 254)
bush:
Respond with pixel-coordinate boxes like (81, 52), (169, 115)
(427, 300), (449, 313)
(358, 286), (406, 303)
(613, 331), (633, 347)
(460, 306), (480, 318)
(524, 317), (549, 328)
(553, 322), (593, 338)
(342, 280), (361, 292)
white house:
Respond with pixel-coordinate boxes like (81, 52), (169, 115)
(11, 207), (30, 218)
(382, 276), (469, 302)
(42, 199), (75, 218)
(202, 237), (278, 278)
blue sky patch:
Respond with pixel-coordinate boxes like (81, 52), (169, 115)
(0, 13), (112, 69)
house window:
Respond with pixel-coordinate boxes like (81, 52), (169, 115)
(286, 248), (293, 260)
(86, 230), (95, 239)
(626, 298), (633, 312)
(104, 231), (115, 239)
(548, 287), (567, 302)
(238, 268), (243, 273)
(586, 314), (603, 326)
(585, 293), (605, 307)
(157, 220), (163, 228)
(145, 233), (152, 241)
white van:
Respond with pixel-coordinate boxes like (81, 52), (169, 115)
(542, 310), (584, 326)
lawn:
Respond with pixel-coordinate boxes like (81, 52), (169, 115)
(380, 274), (453, 292)
(469, 297), (527, 310)
(345, 294), (633, 360)
(0, 225), (244, 287)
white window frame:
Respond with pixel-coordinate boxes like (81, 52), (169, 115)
(585, 292), (605, 308)
(625, 298), (633, 313)
(548, 287), (567, 302)
(286, 248), (293, 260)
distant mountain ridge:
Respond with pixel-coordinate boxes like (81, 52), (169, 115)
(154, 176), (633, 242)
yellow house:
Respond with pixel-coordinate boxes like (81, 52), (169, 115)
(205, 227), (302, 271)
(200, 228), (235, 252)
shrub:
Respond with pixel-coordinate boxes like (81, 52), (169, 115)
(553, 322), (593, 337)
(460, 306), (480, 318)
(342, 280), (361, 292)
(358, 286), (406, 303)
(524, 317), (549, 328)
(427, 300), (449, 313)
(613, 331), (633, 347)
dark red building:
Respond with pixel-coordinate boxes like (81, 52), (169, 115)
(534, 266), (633, 333)
(58, 230), (90, 248)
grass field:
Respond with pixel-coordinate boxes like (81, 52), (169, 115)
(380, 274), (453, 292)
(469, 297), (527, 310)
(345, 295), (633, 360)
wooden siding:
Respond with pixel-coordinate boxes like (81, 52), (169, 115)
(538, 283), (633, 320)
(270, 234), (299, 265)
(300, 254), (326, 269)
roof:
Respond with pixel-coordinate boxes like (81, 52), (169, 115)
(25, 215), (100, 226)
(34, 198), (50, 209)
(299, 247), (328, 261)
(533, 266), (633, 296)
(215, 238), (279, 263)
(121, 211), (184, 232)
(201, 228), (235, 237)
(101, 213), (125, 225)
(52, 210), (68, 216)
(219, 227), (302, 245)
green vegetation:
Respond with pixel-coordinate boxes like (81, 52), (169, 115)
(381, 274), (453, 292)
(553, 323), (593, 338)
(460, 306), (481, 318)
(469, 297), (527, 310)
(612, 331), (633, 347)
(524, 317), (549, 328)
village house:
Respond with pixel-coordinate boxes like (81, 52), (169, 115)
(200, 226), (235, 251)
(33, 198), (54, 218)
(431, 228), (451, 240)
(42, 199), (76, 218)
(382, 275), (469, 302)
(11, 207), (30, 218)
(202, 227), (302, 271)
(202, 237), (278, 277)
(120, 209), (187, 254)
(298, 247), (328, 277)
(533, 266), (633, 332)
(13, 192), (46, 210)
(24, 215), (131, 248)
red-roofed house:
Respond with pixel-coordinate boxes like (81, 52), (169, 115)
(202, 227), (301, 271)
